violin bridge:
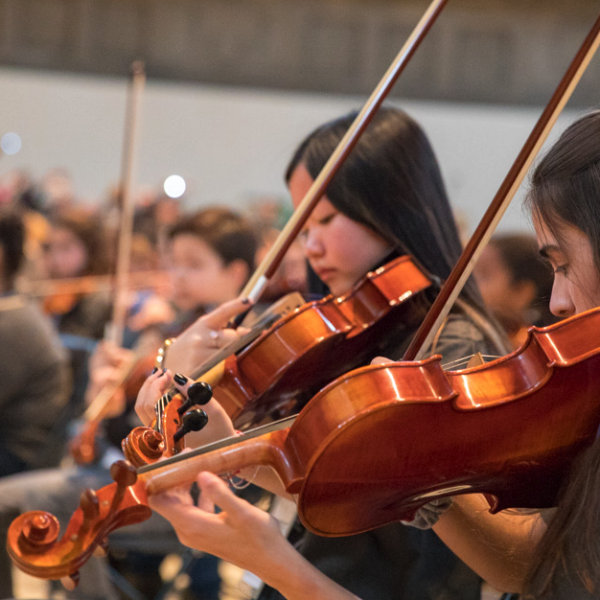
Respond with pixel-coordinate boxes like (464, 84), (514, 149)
(466, 352), (485, 368)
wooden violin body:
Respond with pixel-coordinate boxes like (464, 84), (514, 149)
(11, 307), (600, 582)
(123, 255), (432, 466)
(70, 354), (156, 465)
(293, 314), (600, 534)
(218, 255), (433, 426)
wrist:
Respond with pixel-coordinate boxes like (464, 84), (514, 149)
(259, 539), (357, 600)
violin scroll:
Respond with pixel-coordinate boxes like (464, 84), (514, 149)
(7, 461), (151, 583)
(123, 383), (213, 467)
(122, 427), (166, 467)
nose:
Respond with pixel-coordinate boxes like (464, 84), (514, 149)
(549, 277), (576, 319)
(169, 265), (190, 285)
(302, 229), (324, 259)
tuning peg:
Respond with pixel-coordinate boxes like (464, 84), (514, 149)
(79, 489), (100, 521)
(61, 571), (80, 591)
(173, 408), (209, 443)
(93, 537), (109, 557)
(110, 460), (138, 487)
(178, 381), (213, 415)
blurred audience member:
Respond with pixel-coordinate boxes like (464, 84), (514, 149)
(41, 208), (113, 416)
(476, 232), (556, 348)
(0, 210), (70, 476)
(39, 168), (76, 215)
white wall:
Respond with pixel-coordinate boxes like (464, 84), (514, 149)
(0, 67), (585, 234)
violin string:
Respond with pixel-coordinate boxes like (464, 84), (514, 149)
(441, 354), (500, 370)
(137, 414), (297, 475)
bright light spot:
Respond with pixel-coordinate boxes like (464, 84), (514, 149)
(1, 132), (22, 155)
(164, 175), (186, 198)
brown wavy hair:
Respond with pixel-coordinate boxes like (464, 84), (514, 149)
(50, 208), (111, 276)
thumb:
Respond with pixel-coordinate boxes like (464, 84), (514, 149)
(371, 355), (394, 365)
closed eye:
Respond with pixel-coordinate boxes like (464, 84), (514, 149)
(318, 212), (336, 226)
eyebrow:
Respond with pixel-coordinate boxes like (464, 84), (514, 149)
(538, 244), (563, 260)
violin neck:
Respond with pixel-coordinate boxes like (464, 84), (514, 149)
(140, 426), (297, 496)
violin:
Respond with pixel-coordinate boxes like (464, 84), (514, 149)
(11, 3), (600, 589)
(123, 254), (433, 467)
(9, 307), (600, 584)
(69, 353), (156, 465)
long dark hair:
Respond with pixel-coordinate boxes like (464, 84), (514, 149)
(0, 209), (25, 289)
(285, 107), (483, 308)
(523, 111), (600, 598)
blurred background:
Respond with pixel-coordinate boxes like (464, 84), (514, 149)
(0, 0), (598, 234)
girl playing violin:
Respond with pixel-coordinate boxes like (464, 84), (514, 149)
(431, 110), (600, 600)
(137, 107), (509, 600)
(41, 209), (114, 416)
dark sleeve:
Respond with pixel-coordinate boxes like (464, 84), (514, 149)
(0, 303), (71, 471)
(432, 313), (500, 366)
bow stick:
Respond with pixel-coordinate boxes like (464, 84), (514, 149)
(242, 0), (448, 303)
(108, 60), (146, 346)
(403, 12), (600, 361)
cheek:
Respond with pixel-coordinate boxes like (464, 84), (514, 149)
(575, 281), (600, 313)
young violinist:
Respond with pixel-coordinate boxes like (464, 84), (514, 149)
(475, 233), (556, 348)
(0, 206), (258, 600)
(431, 110), (600, 600)
(41, 208), (114, 416)
(136, 107), (510, 600)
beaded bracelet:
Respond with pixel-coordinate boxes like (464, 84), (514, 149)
(226, 467), (259, 490)
(155, 337), (175, 369)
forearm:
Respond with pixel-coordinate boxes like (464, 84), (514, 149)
(433, 494), (545, 592)
(254, 534), (359, 600)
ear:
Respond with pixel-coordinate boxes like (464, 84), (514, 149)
(225, 259), (250, 292)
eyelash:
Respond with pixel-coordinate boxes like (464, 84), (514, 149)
(299, 213), (336, 238)
(553, 264), (569, 276)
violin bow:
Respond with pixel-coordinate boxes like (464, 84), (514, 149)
(108, 61), (146, 346)
(242, 0), (448, 303)
(403, 11), (600, 361)
(69, 62), (147, 465)
(20, 271), (165, 299)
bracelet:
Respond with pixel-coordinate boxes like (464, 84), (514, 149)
(155, 338), (175, 369)
(226, 466), (259, 490)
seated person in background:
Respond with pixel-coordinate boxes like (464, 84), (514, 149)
(475, 232), (556, 348)
(40, 209), (113, 418)
(0, 209), (71, 476)
(0, 205), (258, 600)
